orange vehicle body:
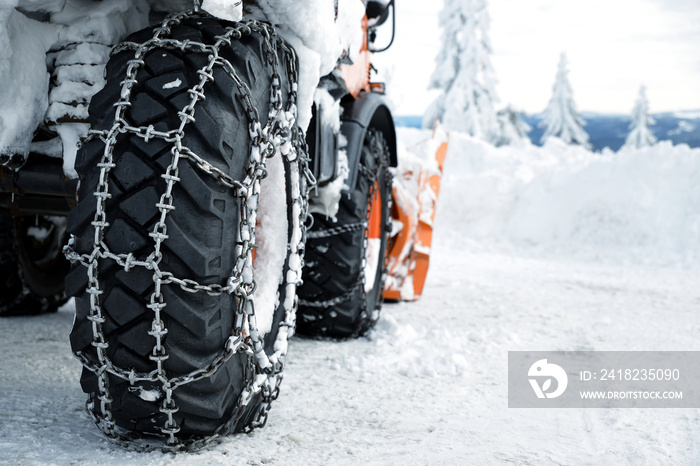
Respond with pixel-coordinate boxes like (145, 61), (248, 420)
(340, 16), (372, 98)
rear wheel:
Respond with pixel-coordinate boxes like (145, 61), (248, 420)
(297, 130), (391, 338)
(0, 208), (69, 316)
(65, 13), (306, 447)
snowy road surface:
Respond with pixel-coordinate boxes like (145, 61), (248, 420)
(2, 243), (699, 465)
(2, 128), (700, 464)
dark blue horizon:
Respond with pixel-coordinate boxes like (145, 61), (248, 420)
(393, 112), (700, 151)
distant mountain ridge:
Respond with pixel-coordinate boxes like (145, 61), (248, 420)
(394, 112), (700, 151)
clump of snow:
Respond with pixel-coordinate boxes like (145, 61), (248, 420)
(45, 42), (110, 126)
(307, 146), (348, 220)
(127, 385), (162, 402)
(55, 122), (89, 178)
(314, 87), (341, 134)
(27, 226), (51, 242)
(364, 238), (381, 293)
(334, 0), (366, 63)
(200, 0), (242, 22)
(48, 42), (111, 68)
(411, 126), (700, 267)
(51, 0), (149, 46)
(252, 147), (288, 336)
(161, 78), (182, 90)
(0, 7), (57, 159)
(307, 88), (349, 220)
(245, 0), (364, 130)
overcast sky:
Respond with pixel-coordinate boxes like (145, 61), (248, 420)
(375, 0), (700, 116)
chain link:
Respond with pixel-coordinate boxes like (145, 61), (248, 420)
(305, 221), (367, 239)
(356, 130), (392, 336)
(64, 11), (312, 452)
(298, 275), (364, 309)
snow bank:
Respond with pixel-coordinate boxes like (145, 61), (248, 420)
(398, 128), (700, 267)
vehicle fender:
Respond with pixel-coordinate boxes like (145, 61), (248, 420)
(341, 92), (397, 190)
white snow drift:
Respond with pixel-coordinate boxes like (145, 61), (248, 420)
(399, 127), (700, 268)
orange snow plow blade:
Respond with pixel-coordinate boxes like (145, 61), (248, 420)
(384, 123), (448, 301)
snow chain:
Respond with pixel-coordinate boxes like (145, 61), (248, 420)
(298, 129), (392, 337)
(359, 131), (393, 336)
(63, 11), (313, 451)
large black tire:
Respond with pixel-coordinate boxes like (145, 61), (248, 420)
(296, 130), (391, 338)
(0, 208), (69, 316)
(66, 15), (301, 443)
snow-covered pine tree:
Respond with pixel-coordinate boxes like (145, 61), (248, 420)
(621, 85), (657, 150)
(495, 105), (531, 146)
(423, 0), (500, 143)
(539, 52), (590, 147)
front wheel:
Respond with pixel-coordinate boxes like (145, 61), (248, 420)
(65, 13), (308, 448)
(297, 130), (392, 338)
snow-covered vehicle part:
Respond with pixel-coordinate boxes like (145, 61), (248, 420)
(294, 0), (398, 338)
(0, 0), (149, 316)
(297, 129), (391, 338)
(64, 13), (310, 448)
(384, 124), (448, 301)
(0, 208), (70, 315)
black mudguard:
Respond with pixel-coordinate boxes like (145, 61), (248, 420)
(341, 91), (397, 190)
